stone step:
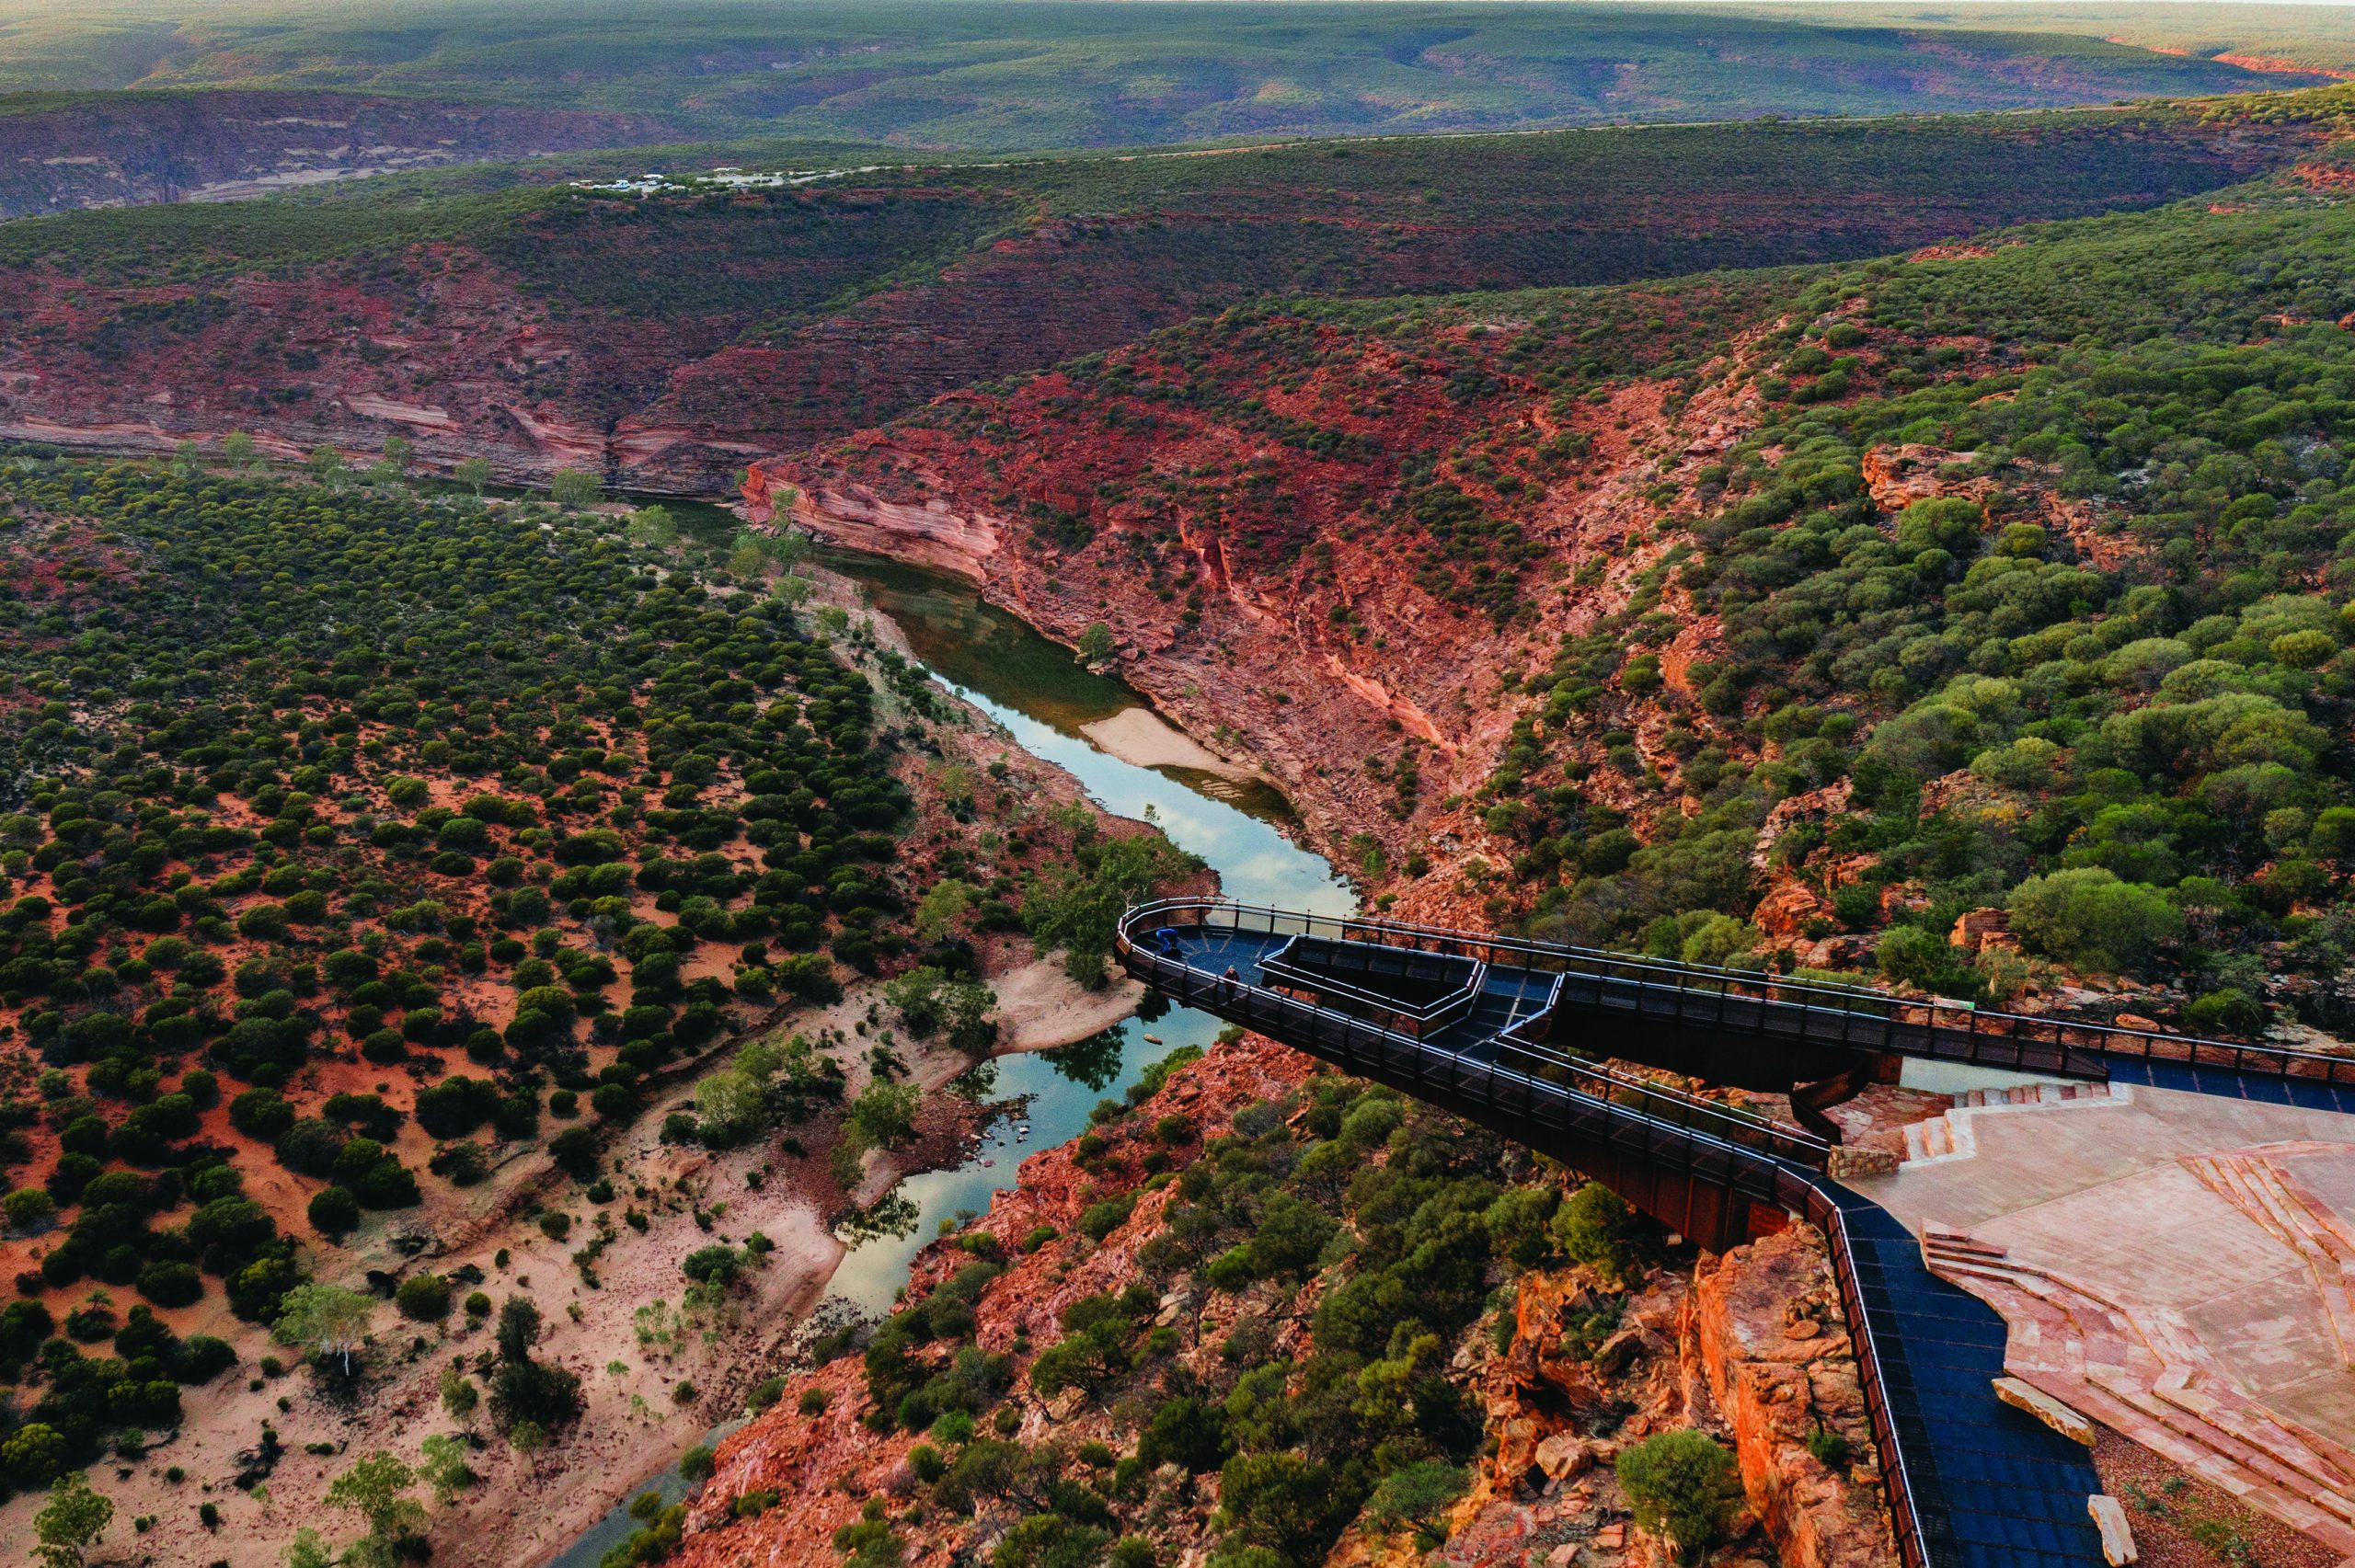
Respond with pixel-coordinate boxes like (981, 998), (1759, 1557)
(2131, 1382), (2355, 1525)
(1957, 1253), (2355, 1539)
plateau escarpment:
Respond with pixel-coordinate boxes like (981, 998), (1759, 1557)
(0, 6), (2320, 153)
(0, 108), (2310, 490)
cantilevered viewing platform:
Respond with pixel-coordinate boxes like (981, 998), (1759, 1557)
(1116, 898), (2355, 1568)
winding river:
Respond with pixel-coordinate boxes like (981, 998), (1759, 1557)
(549, 547), (1347, 1567)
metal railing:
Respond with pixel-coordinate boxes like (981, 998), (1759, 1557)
(1786, 1177), (1939, 1568)
(1122, 897), (2355, 1089)
(1122, 943), (1828, 1173)
(1256, 933), (1488, 1035)
(1120, 913), (1936, 1568)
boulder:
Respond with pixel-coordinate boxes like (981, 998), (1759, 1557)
(1993, 1377), (2095, 1447)
(2086, 1494), (2138, 1565)
(1532, 1433), (1592, 1483)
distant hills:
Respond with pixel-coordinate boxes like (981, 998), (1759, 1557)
(0, 1), (2329, 155)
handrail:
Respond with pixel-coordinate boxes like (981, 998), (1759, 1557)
(1796, 1181), (1937, 1568)
(1122, 938), (1830, 1173)
(1120, 897), (2355, 1088)
(1256, 933), (1488, 1029)
(1120, 922), (1933, 1567)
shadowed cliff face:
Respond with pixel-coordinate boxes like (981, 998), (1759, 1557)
(763, 286), (1787, 915)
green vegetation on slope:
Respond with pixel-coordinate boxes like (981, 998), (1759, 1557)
(1476, 192), (2355, 1027)
(849, 1072), (1557, 1568)
(843, 157), (2355, 1030)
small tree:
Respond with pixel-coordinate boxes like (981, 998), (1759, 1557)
(1553, 1182), (1637, 1284)
(914, 879), (975, 941)
(1216, 1451), (1348, 1564)
(846, 1081), (919, 1150)
(883, 967), (950, 1036)
(382, 433), (414, 475)
(326, 1449), (426, 1564)
(940, 979), (997, 1055)
(221, 430), (258, 471)
(1074, 621), (1117, 667)
(1616, 1430), (1742, 1566)
(440, 1365), (479, 1425)
(1364, 1459), (1466, 1544)
(550, 467), (602, 508)
(626, 505), (677, 547)
(418, 1432), (474, 1505)
(309, 445), (346, 487)
(454, 455), (492, 496)
(273, 1283), (375, 1377)
(34, 1471), (112, 1568)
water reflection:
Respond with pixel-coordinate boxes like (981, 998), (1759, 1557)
(813, 545), (1352, 1313)
(548, 544), (1350, 1567)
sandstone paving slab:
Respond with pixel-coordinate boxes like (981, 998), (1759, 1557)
(1853, 1078), (2355, 1556)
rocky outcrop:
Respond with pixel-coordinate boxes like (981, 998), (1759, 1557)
(1688, 1228), (1896, 1568)
(1458, 1228), (1901, 1568)
(664, 1033), (1321, 1568)
(779, 459), (1009, 582)
(763, 306), (1789, 898)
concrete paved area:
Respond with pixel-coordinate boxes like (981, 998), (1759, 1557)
(1849, 1082), (2355, 1553)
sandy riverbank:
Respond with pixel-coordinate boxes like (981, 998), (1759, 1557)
(1076, 706), (1256, 781)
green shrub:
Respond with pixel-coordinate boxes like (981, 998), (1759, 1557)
(2183, 987), (2263, 1037)
(1551, 1183), (1637, 1284)
(1615, 1430), (1742, 1565)
(307, 1186), (361, 1238)
(396, 1274), (451, 1322)
(2006, 868), (2182, 976)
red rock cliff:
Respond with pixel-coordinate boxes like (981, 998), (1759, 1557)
(1688, 1228), (1896, 1568)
